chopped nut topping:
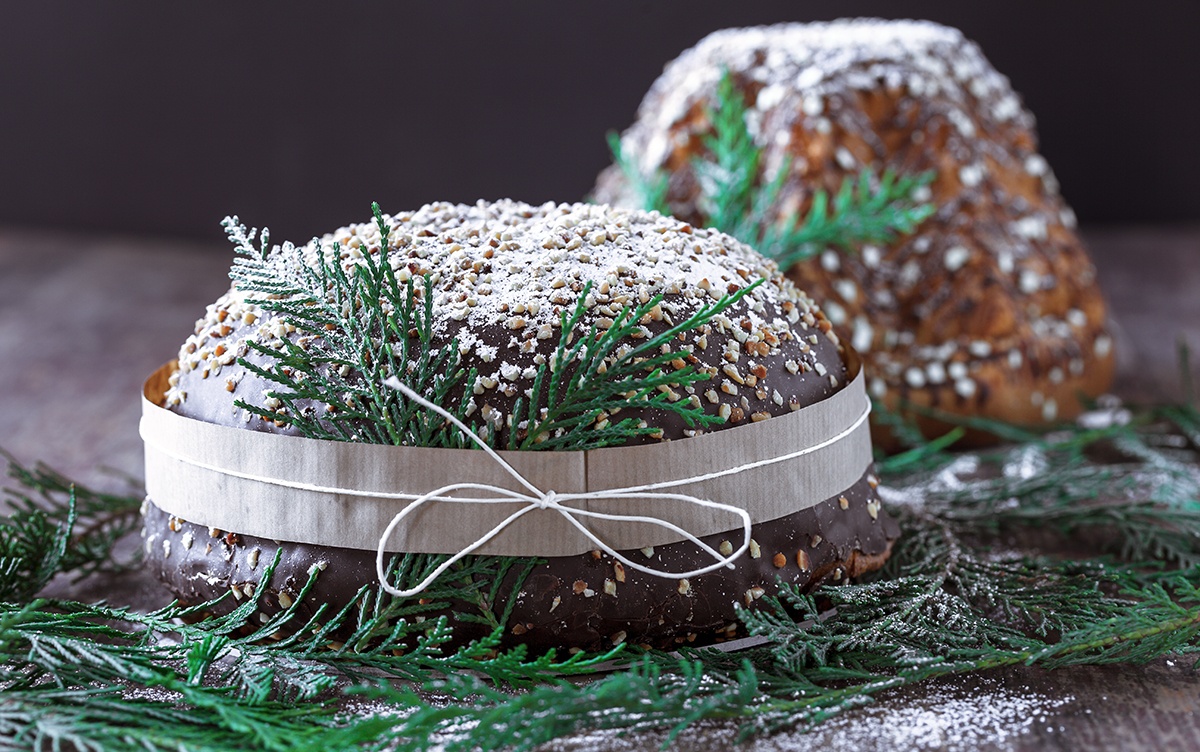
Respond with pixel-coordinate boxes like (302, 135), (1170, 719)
(796, 550), (811, 572)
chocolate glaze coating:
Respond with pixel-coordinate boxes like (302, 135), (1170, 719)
(147, 201), (900, 651)
(144, 467), (896, 652)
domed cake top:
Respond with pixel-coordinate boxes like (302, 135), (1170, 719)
(628, 19), (1027, 174)
(170, 200), (849, 447)
(302, 199), (820, 348)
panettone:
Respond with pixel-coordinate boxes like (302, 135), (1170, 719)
(595, 19), (1115, 443)
(142, 200), (898, 652)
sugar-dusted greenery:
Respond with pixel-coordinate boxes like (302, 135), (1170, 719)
(224, 204), (750, 452)
(3, 392), (1200, 750)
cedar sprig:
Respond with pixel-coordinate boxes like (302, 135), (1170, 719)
(3, 398), (1200, 749)
(0, 493), (72, 604)
(697, 69), (936, 267)
(0, 452), (143, 600)
(226, 206), (479, 449)
(227, 203), (752, 453)
(875, 397), (1200, 568)
(607, 131), (670, 216)
(693, 69), (764, 235)
(512, 279), (760, 450)
(608, 69), (936, 265)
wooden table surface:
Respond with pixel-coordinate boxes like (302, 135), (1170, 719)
(2, 224), (1198, 750)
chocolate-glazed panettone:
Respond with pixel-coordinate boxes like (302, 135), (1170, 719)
(595, 20), (1115, 444)
(143, 199), (898, 652)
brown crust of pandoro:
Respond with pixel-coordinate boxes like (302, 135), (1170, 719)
(146, 199), (899, 652)
(593, 20), (1115, 446)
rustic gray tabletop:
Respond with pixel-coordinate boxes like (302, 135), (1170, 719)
(2, 224), (1198, 750)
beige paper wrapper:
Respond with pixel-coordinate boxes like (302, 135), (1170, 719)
(141, 360), (871, 556)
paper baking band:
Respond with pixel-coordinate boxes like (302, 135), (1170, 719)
(141, 357), (872, 557)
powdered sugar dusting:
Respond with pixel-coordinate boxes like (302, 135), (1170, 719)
(800, 678), (1076, 751)
(523, 676), (1075, 751)
(597, 18), (1114, 426)
(175, 200), (849, 444)
(632, 19), (1015, 173)
(310, 200), (806, 346)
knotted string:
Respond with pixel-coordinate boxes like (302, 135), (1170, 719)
(377, 377), (870, 598)
(140, 373), (869, 599)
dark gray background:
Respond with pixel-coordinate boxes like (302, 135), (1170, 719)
(2, 1), (1197, 244)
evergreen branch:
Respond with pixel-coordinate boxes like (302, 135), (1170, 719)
(877, 406), (1200, 568)
(0, 452), (143, 599)
(227, 207), (479, 450)
(514, 279), (760, 450)
(0, 687), (385, 752)
(696, 68), (936, 265)
(4, 397), (1200, 748)
(694, 70), (762, 234)
(613, 68), (935, 264)
(607, 131), (670, 216)
(874, 425), (965, 475)
(0, 492), (72, 604)
(763, 168), (936, 267)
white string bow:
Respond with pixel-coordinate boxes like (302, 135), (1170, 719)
(377, 377), (870, 598)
